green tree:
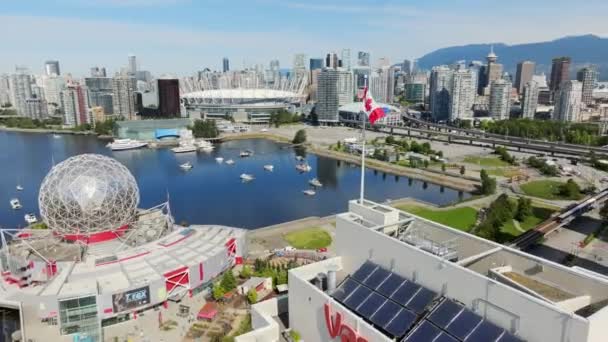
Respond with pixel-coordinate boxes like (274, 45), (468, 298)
(277, 269), (288, 285)
(191, 119), (219, 138)
(460, 165), (466, 176)
(559, 179), (581, 199)
(423, 159), (429, 168)
(290, 330), (301, 342)
(292, 129), (307, 144)
(212, 283), (225, 300)
(441, 163), (447, 172)
(385, 135), (396, 144)
(240, 265), (253, 279)
(247, 289), (258, 304)
(480, 169), (497, 195)
(515, 197), (533, 221)
(220, 270), (237, 291)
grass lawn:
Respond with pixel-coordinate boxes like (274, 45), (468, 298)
(284, 227), (332, 249)
(463, 156), (510, 167)
(486, 168), (521, 178)
(396, 205), (477, 232)
(520, 180), (583, 200)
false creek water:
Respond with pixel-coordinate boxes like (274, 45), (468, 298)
(0, 131), (470, 229)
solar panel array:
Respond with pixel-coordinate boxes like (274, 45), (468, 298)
(331, 261), (526, 342)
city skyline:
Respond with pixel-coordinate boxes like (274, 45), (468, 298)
(1, 0), (607, 76)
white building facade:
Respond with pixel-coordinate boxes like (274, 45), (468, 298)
(554, 80), (583, 122)
(521, 81), (539, 119)
(489, 79), (512, 120)
(449, 69), (475, 120)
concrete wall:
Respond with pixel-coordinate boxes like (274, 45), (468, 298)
(334, 213), (591, 342)
(288, 258), (392, 342)
(235, 298), (279, 342)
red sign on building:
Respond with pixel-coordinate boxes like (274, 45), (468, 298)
(324, 303), (369, 342)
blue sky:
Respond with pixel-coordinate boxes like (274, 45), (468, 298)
(1, 0), (606, 76)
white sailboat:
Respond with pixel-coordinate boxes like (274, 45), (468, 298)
(240, 173), (254, 182)
(24, 213), (38, 225)
(309, 178), (323, 187)
(179, 162), (193, 170)
(225, 159), (235, 165)
(216, 157), (224, 164)
(302, 189), (316, 196)
(10, 199), (22, 210)
(107, 139), (148, 151)
(263, 165), (274, 171)
(296, 163), (312, 172)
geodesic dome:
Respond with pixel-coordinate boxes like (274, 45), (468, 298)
(38, 154), (140, 235)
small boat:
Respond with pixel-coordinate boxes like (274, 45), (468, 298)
(53, 134), (62, 139)
(225, 159), (235, 165)
(16, 185), (23, 191)
(107, 139), (148, 151)
(171, 144), (197, 153)
(240, 173), (254, 182)
(296, 163), (312, 172)
(24, 213), (38, 225)
(240, 150), (254, 158)
(302, 189), (316, 196)
(10, 199), (22, 210)
(197, 140), (215, 152)
(263, 165), (274, 171)
(309, 178), (323, 187)
(179, 162), (193, 170)
(216, 157), (224, 164)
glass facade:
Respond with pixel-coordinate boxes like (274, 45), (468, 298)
(59, 296), (101, 341)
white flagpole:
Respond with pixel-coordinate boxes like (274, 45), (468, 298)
(360, 76), (368, 204)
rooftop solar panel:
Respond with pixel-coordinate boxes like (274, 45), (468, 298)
(378, 273), (406, 297)
(358, 292), (386, 318)
(384, 308), (417, 337)
(391, 281), (422, 307)
(332, 278), (359, 303)
(428, 299), (464, 329)
(352, 261), (377, 283)
(370, 300), (401, 328)
(435, 333), (459, 342)
(446, 308), (483, 340)
(406, 287), (437, 314)
(403, 320), (441, 342)
(363, 267), (392, 289)
(465, 320), (505, 342)
(344, 285), (373, 311)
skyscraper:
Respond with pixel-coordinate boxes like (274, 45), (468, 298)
(43, 75), (66, 114)
(340, 49), (351, 70)
(44, 60), (60, 76)
(326, 53), (339, 69)
(484, 47), (503, 95)
(554, 80), (582, 122)
(370, 67), (395, 104)
(337, 70), (354, 106)
(269, 60), (280, 72)
(521, 81), (539, 119)
(316, 69), (339, 123)
(61, 83), (90, 127)
(222, 57), (230, 73)
(112, 75), (137, 119)
(128, 55), (137, 75)
(309, 58), (323, 71)
(9, 68), (33, 117)
(576, 67), (597, 106)
(293, 53), (307, 71)
(85, 77), (113, 115)
(489, 79), (512, 120)
(157, 78), (180, 117)
(402, 60), (411, 75)
(357, 51), (370, 67)
(90, 66), (107, 77)
(0, 74), (10, 105)
(515, 61), (535, 94)
(549, 57), (571, 92)
(449, 70), (475, 120)
(429, 66), (453, 120)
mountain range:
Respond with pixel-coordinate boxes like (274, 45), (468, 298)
(416, 35), (608, 81)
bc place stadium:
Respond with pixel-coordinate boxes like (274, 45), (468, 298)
(180, 71), (308, 124)
(0, 154), (247, 341)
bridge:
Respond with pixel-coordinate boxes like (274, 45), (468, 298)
(510, 188), (608, 250)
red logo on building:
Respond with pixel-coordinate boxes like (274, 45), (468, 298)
(324, 303), (369, 342)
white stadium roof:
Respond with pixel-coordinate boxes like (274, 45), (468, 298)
(182, 88), (301, 101)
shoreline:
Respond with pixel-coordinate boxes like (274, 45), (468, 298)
(0, 126), (96, 135)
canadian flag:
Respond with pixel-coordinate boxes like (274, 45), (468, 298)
(362, 87), (387, 125)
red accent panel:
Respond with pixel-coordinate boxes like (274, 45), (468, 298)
(199, 263), (204, 281)
(61, 224), (130, 244)
(103, 308), (113, 314)
(235, 256), (243, 265)
(158, 232), (193, 248)
(255, 282), (265, 292)
(324, 303), (342, 339)
(17, 233), (32, 239)
(163, 266), (189, 279)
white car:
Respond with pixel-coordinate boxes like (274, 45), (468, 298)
(260, 128), (268, 132)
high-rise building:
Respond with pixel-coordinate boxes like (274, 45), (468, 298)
(340, 49), (351, 70)
(61, 83), (90, 127)
(222, 57), (230, 73)
(577, 67), (598, 106)
(0, 74), (10, 105)
(85, 77), (113, 115)
(521, 81), (539, 119)
(370, 67), (394, 103)
(112, 75), (137, 119)
(402, 59), (411, 75)
(353, 67), (371, 92)
(377, 57), (390, 69)
(25, 97), (48, 120)
(549, 57), (571, 92)
(90, 66), (107, 77)
(404, 71), (427, 103)
(309, 58), (323, 71)
(429, 66), (453, 120)
(449, 70), (475, 120)
(44, 60), (60, 76)
(269, 60), (280, 72)
(489, 79), (512, 120)
(326, 53), (339, 69)
(9, 69), (33, 117)
(337, 70), (354, 106)
(157, 78), (180, 117)
(42, 75), (66, 115)
(357, 51), (370, 67)
(554, 80), (582, 122)
(128, 55), (137, 75)
(484, 47), (503, 95)
(293, 53), (307, 71)
(316, 69), (339, 123)
(515, 61), (535, 94)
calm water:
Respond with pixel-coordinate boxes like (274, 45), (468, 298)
(0, 132), (470, 229)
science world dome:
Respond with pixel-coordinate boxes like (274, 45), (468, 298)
(38, 154), (140, 235)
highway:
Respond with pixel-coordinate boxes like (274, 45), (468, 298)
(510, 188), (608, 250)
